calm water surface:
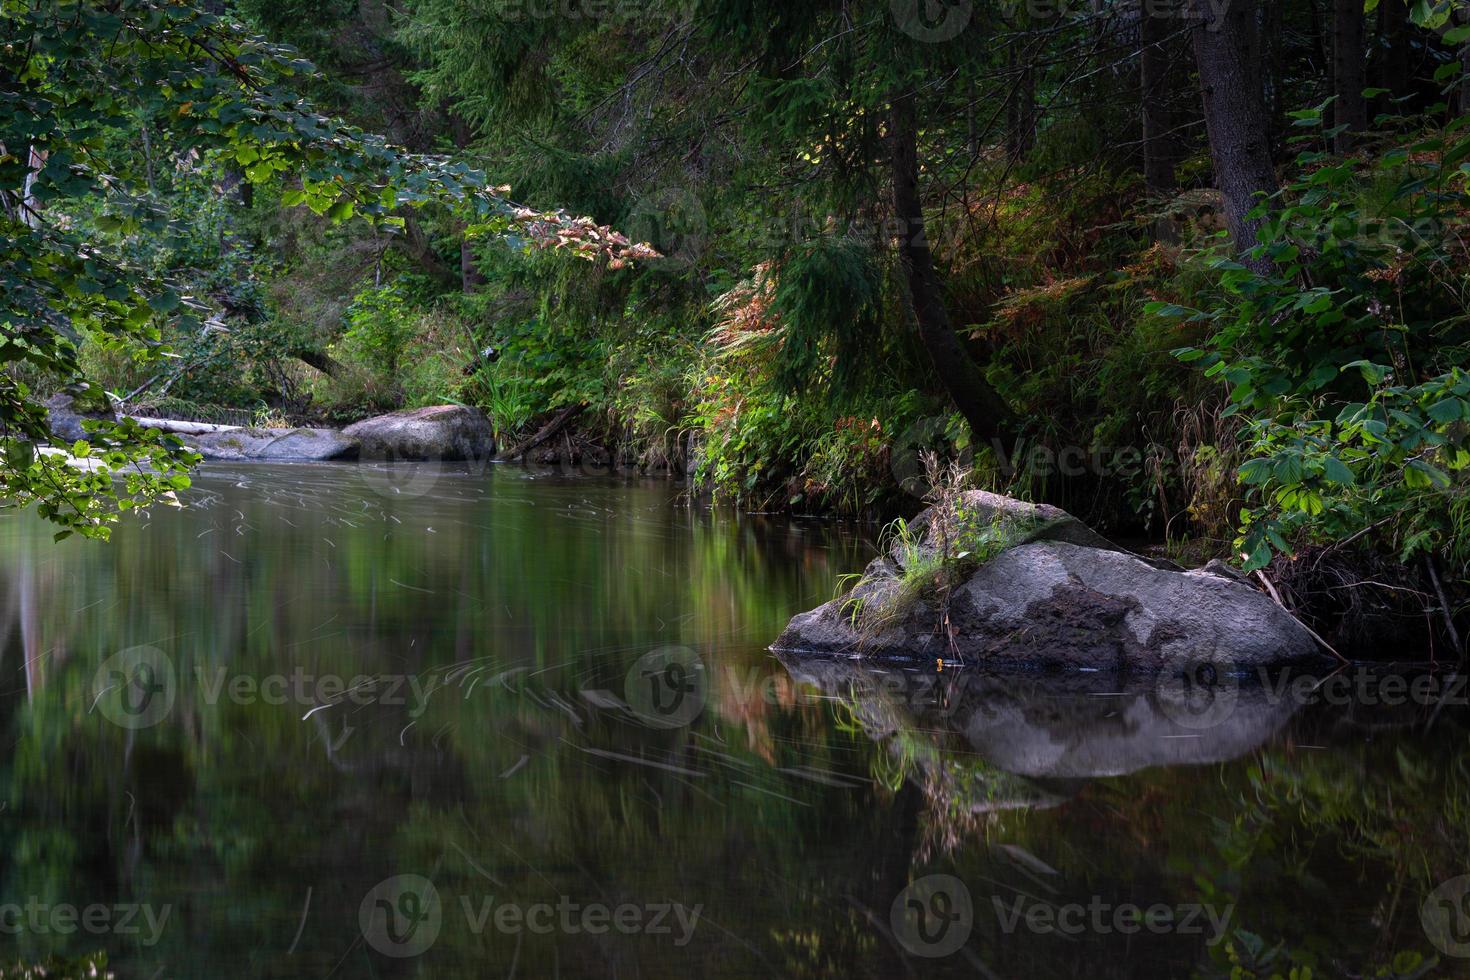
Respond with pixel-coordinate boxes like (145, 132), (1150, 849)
(1, 463), (1468, 978)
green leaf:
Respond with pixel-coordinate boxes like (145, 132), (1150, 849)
(1426, 398), (1466, 424)
(1241, 538), (1274, 573)
(147, 291), (181, 314)
(1240, 459), (1274, 485)
(1320, 457), (1355, 486)
(1405, 459), (1451, 488)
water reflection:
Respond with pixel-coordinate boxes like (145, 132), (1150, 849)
(0, 464), (1466, 978)
(779, 655), (1301, 774)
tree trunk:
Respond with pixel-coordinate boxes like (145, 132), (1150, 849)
(1191, 0), (1280, 268)
(1372, 0), (1412, 112)
(1006, 45), (1036, 163)
(1142, 8), (1180, 193)
(1333, 0), (1368, 153)
(1460, 8), (1470, 116)
(294, 348), (346, 378)
(394, 216), (460, 289)
(890, 91), (1016, 448)
(20, 146), (45, 228)
(1263, 0), (1287, 135)
(450, 113), (487, 293)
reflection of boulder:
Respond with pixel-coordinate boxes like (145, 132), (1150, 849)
(777, 654), (1297, 782)
(774, 492), (1321, 670)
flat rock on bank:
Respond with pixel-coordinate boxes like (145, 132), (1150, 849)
(343, 405), (495, 461)
(186, 427), (359, 461)
(773, 491), (1320, 672)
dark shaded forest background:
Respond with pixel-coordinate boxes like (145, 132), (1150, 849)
(6, 0), (1470, 593)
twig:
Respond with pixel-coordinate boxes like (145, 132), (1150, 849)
(1425, 555), (1465, 661)
(1255, 569), (1349, 664)
(494, 404), (584, 462)
(1311, 516), (1395, 570)
(1254, 568), (1287, 608)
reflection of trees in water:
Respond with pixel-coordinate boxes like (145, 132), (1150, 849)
(0, 472), (892, 976)
(4, 470), (1470, 976)
(781, 654), (1470, 975)
(782, 656), (1300, 856)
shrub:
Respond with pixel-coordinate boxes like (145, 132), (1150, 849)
(1159, 107), (1470, 571)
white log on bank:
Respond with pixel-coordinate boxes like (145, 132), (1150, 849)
(123, 416), (245, 436)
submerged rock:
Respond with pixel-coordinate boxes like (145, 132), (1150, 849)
(343, 405), (495, 462)
(773, 493), (1320, 671)
(187, 427), (359, 461)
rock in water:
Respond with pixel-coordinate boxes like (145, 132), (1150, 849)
(44, 393), (113, 443)
(343, 406), (495, 462)
(773, 493), (1320, 671)
(187, 427), (360, 461)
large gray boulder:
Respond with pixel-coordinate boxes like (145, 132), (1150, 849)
(343, 405), (495, 462)
(187, 427), (359, 461)
(44, 393), (114, 443)
(774, 495), (1320, 672)
(905, 489), (1130, 556)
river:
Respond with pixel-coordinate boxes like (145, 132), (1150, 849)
(0, 463), (1466, 977)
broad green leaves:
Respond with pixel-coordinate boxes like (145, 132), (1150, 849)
(1157, 108), (1470, 570)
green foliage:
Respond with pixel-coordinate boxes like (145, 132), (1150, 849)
(1161, 107), (1470, 570)
(341, 283), (416, 379)
(0, 0), (641, 538)
(843, 466), (1040, 637)
(770, 236), (885, 399)
(0, 951), (110, 980)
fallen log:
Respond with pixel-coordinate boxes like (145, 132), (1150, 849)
(124, 416), (244, 436)
(494, 404), (584, 462)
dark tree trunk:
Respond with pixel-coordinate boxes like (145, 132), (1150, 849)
(1263, 0), (1286, 135)
(1191, 0), (1280, 269)
(1333, 0), (1368, 152)
(1142, 7), (1181, 193)
(1460, 9), (1470, 116)
(890, 91), (1016, 448)
(1372, 0), (1412, 112)
(395, 216), (460, 289)
(451, 114), (487, 294)
(294, 348), (346, 378)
